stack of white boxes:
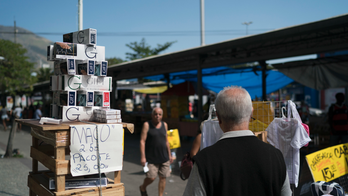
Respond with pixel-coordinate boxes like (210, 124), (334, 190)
(47, 28), (120, 123)
(93, 108), (122, 123)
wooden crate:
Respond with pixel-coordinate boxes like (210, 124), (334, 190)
(17, 119), (133, 196)
(28, 172), (124, 196)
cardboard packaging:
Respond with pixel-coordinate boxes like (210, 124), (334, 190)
(77, 90), (94, 107)
(94, 91), (110, 107)
(100, 119), (122, 123)
(52, 42), (105, 61)
(81, 76), (112, 91)
(63, 28), (97, 45)
(87, 91), (94, 107)
(61, 106), (107, 122)
(59, 91), (76, 106)
(50, 76), (59, 91)
(94, 108), (121, 115)
(95, 61), (108, 76)
(58, 75), (112, 91)
(96, 114), (121, 119)
(47, 173), (107, 190)
(76, 60), (95, 75)
(47, 45), (54, 61)
(50, 104), (59, 119)
(54, 59), (76, 75)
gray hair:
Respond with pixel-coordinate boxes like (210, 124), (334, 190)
(215, 86), (252, 125)
(152, 107), (163, 114)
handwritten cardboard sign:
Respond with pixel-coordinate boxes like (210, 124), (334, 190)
(306, 143), (348, 182)
(167, 129), (181, 149)
(70, 124), (123, 176)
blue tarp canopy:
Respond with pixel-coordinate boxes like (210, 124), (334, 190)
(145, 67), (293, 99)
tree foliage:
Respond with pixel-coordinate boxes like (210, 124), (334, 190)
(125, 38), (176, 61)
(0, 39), (36, 96)
(36, 67), (52, 82)
(106, 57), (125, 66)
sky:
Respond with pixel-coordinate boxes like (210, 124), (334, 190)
(0, 0), (348, 62)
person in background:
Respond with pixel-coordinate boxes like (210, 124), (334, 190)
(139, 107), (173, 196)
(28, 104), (34, 119)
(328, 92), (348, 146)
(1, 103), (9, 131)
(299, 100), (310, 124)
(13, 104), (23, 131)
(34, 105), (42, 120)
(183, 86), (291, 196)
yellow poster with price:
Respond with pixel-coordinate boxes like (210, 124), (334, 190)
(306, 143), (348, 182)
(167, 129), (181, 149)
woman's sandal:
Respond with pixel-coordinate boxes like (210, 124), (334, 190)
(139, 186), (148, 196)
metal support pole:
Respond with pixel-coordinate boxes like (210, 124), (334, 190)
(200, 0), (205, 46)
(197, 56), (203, 123)
(258, 60), (267, 101)
(78, 0), (83, 30)
(164, 73), (170, 89)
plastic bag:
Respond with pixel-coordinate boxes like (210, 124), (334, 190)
(311, 181), (344, 196)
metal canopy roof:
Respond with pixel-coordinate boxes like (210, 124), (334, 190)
(108, 14), (348, 80)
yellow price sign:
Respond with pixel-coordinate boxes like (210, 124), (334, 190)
(306, 143), (348, 182)
(167, 129), (181, 149)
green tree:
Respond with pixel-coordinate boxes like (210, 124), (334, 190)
(106, 57), (125, 66)
(125, 38), (176, 60)
(0, 39), (36, 96)
(36, 67), (52, 82)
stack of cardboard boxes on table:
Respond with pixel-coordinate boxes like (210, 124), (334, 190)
(48, 28), (121, 123)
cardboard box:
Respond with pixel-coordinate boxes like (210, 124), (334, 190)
(54, 59), (76, 75)
(101, 119), (122, 123)
(81, 76), (112, 91)
(96, 114), (120, 119)
(50, 104), (59, 119)
(76, 90), (94, 107)
(47, 173), (107, 190)
(52, 91), (59, 105)
(50, 75), (59, 91)
(63, 28), (97, 45)
(59, 75), (112, 91)
(52, 42), (105, 61)
(59, 91), (76, 106)
(61, 106), (106, 122)
(94, 108), (121, 115)
(76, 60), (95, 75)
(47, 45), (54, 61)
(94, 91), (110, 107)
(95, 61), (108, 76)
(87, 91), (94, 107)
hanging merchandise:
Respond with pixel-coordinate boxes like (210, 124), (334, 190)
(200, 104), (223, 150)
(266, 100), (311, 187)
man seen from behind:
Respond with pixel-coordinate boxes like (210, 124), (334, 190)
(183, 86), (291, 196)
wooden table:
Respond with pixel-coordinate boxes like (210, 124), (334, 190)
(17, 119), (133, 196)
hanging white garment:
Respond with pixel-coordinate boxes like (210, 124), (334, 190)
(266, 100), (311, 187)
(200, 119), (224, 150)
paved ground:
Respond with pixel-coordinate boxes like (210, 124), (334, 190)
(0, 122), (193, 196)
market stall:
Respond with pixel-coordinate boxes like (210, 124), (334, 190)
(160, 81), (209, 137)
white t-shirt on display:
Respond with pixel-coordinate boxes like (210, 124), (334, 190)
(266, 118), (311, 187)
(200, 119), (224, 150)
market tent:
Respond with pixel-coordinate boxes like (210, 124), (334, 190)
(146, 67), (293, 99)
(273, 53), (348, 90)
(161, 81), (209, 96)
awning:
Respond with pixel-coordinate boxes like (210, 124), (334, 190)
(145, 67), (293, 98)
(133, 86), (168, 94)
